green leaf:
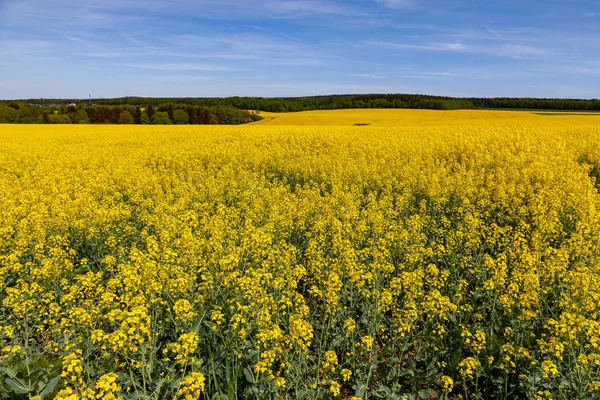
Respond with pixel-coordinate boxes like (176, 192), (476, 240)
(355, 383), (367, 398)
(375, 385), (391, 396)
(243, 368), (255, 384)
(5, 378), (29, 394)
(40, 376), (60, 396)
(151, 378), (166, 396)
(3, 367), (17, 379)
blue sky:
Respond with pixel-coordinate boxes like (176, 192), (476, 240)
(1, 0), (599, 99)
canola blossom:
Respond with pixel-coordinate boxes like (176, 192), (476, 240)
(2, 114), (600, 399)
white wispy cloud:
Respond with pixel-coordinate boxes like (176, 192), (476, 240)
(419, 72), (462, 77)
(245, 25), (320, 49)
(365, 41), (469, 52)
(484, 25), (505, 41)
(0, 39), (55, 48)
(350, 73), (387, 79)
(263, 0), (368, 17)
(395, 23), (443, 30)
(267, 58), (327, 67)
(73, 29), (329, 70)
(398, 71), (463, 80)
(82, 49), (255, 60)
(552, 64), (600, 76)
(365, 40), (545, 58)
(122, 63), (242, 72)
(501, 44), (544, 57)
(375, 0), (415, 9)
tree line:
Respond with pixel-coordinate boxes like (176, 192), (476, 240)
(5, 94), (600, 113)
(2, 95), (600, 123)
(467, 97), (600, 110)
(77, 95), (476, 112)
(0, 103), (262, 125)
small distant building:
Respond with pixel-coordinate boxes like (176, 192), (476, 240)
(66, 103), (77, 107)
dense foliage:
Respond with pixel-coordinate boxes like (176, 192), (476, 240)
(468, 97), (600, 111)
(2, 117), (600, 399)
(4, 94), (600, 113)
(0, 103), (262, 125)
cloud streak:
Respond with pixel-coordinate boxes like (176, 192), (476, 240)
(375, 0), (415, 9)
(350, 73), (387, 79)
(366, 40), (545, 58)
(122, 63), (243, 72)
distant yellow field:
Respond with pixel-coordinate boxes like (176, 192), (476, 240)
(253, 108), (600, 127)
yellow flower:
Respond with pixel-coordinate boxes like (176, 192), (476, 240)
(534, 390), (553, 400)
(61, 353), (84, 383)
(344, 318), (356, 335)
(179, 332), (199, 357)
(589, 381), (600, 392)
(341, 368), (352, 382)
(458, 357), (479, 379)
(321, 350), (338, 374)
(361, 335), (374, 350)
(440, 375), (453, 392)
(541, 360), (559, 379)
(176, 372), (205, 400)
(174, 299), (197, 321)
(95, 372), (121, 398)
(275, 377), (286, 388)
(55, 387), (79, 400)
(330, 380), (341, 397)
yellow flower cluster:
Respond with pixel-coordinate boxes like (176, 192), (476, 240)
(95, 373), (121, 399)
(1, 117), (600, 398)
(173, 299), (197, 322)
(458, 357), (480, 379)
(440, 375), (454, 392)
(321, 350), (338, 374)
(176, 372), (206, 400)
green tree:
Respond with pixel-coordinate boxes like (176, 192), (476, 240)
(76, 110), (89, 124)
(207, 110), (219, 124)
(0, 105), (17, 123)
(134, 107), (142, 124)
(17, 105), (43, 124)
(146, 104), (155, 119)
(151, 111), (172, 125)
(140, 113), (150, 125)
(47, 114), (71, 124)
(119, 110), (134, 124)
(173, 109), (189, 125)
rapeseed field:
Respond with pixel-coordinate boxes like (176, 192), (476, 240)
(252, 108), (600, 127)
(2, 113), (600, 399)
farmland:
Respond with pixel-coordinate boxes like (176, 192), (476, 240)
(2, 111), (600, 399)
(253, 108), (600, 127)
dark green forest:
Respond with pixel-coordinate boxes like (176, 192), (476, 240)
(78, 94), (477, 112)
(0, 103), (262, 125)
(1, 94), (599, 124)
